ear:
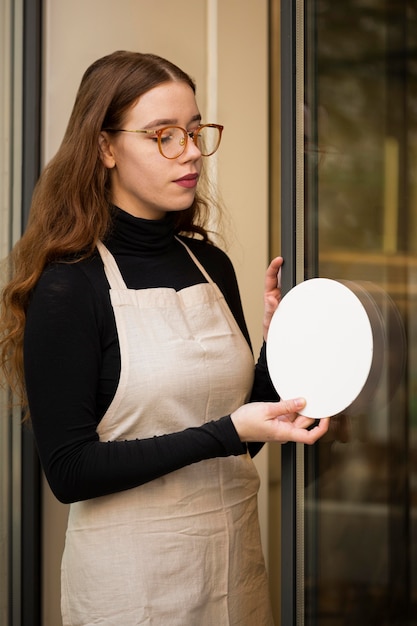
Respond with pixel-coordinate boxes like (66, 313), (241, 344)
(98, 132), (116, 168)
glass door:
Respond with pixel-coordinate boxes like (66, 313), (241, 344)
(274, 0), (417, 624)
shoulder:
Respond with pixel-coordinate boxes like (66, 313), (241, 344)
(29, 253), (109, 323)
(35, 253), (106, 295)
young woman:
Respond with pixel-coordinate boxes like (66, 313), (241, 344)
(0, 51), (329, 625)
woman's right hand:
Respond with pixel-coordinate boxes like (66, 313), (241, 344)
(231, 398), (330, 445)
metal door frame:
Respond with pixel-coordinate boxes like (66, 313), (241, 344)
(280, 0), (305, 624)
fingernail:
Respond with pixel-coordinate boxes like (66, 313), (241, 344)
(294, 398), (305, 409)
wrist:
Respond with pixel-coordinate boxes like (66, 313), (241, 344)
(230, 409), (247, 442)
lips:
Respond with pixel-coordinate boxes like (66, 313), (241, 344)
(173, 173), (199, 189)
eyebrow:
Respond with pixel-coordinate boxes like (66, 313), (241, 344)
(142, 113), (202, 129)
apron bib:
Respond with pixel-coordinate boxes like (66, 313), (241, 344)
(61, 239), (274, 625)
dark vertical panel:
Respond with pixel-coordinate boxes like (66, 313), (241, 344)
(280, 5), (297, 284)
(280, 0), (298, 624)
(303, 0), (319, 280)
(21, 429), (41, 626)
(21, 0), (42, 624)
(22, 0), (42, 225)
(280, 444), (297, 624)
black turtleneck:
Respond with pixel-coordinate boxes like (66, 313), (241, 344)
(24, 208), (278, 504)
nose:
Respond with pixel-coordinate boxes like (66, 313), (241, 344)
(180, 131), (202, 160)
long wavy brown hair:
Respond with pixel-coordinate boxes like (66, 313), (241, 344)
(0, 50), (220, 409)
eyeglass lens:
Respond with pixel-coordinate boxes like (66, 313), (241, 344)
(159, 126), (220, 158)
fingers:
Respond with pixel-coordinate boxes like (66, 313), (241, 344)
(267, 399), (330, 444)
(264, 256), (284, 292)
(273, 416), (329, 443)
(287, 416), (331, 445)
(264, 294), (279, 311)
(263, 257), (283, 340)
(272, 397), (306, 416)
(231, 399), (330, 445)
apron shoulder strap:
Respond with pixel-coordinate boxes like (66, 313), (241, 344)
(174, 236), (217, 286)
(96, 241), (127, 290)
(97, 237), (221, 293)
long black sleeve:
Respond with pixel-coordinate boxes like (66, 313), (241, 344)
(24, 221), (277, 503)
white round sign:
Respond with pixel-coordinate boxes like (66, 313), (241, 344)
(266, 278), (374, 418)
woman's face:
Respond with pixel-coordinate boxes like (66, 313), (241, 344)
(100, 81), (203, 220)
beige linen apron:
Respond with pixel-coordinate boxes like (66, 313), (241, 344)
(61, 239), (274, 626)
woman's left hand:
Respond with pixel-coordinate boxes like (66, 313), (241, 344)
(263, 256), (283, 341)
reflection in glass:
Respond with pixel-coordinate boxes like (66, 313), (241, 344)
(303, 1), (417, 624)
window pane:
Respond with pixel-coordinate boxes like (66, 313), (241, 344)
(304, 1), (417, 623)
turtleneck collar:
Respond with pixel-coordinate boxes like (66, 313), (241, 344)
(105, 206), (177, 256)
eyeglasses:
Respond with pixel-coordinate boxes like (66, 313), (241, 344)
(103, 123), (224, 159)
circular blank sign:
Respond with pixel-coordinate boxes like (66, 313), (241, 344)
(266, 278), (374, 418)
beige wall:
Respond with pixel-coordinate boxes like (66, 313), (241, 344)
(42, 2), (270, 624)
